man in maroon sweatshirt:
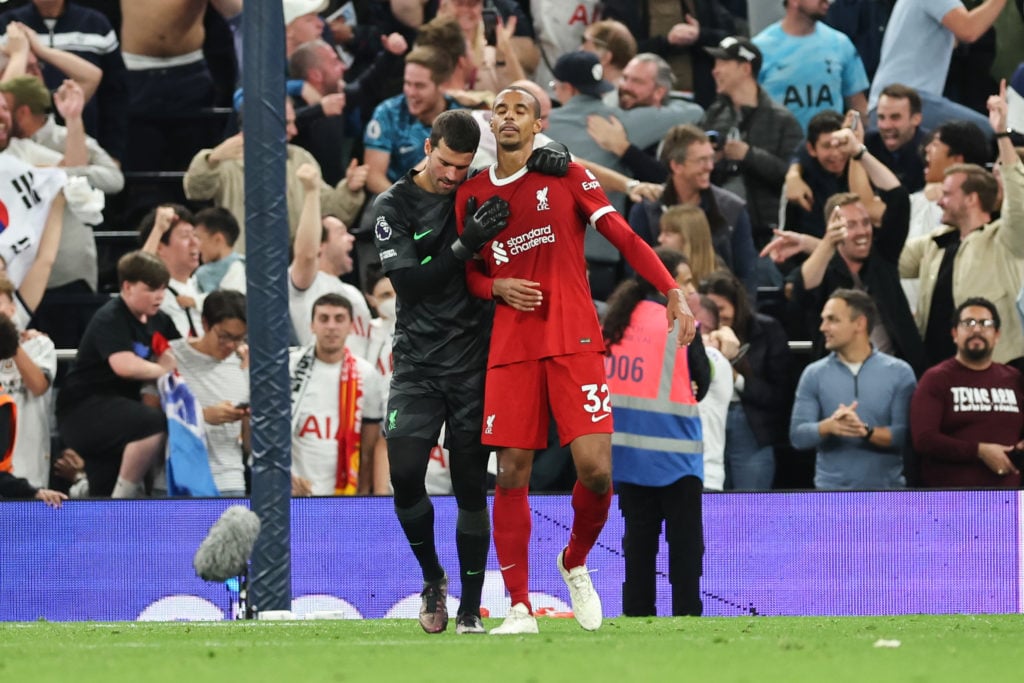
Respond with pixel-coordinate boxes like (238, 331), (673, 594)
(911, 297), (1024, 488)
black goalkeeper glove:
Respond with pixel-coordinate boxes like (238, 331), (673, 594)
(452, 195), (510, 261)
(526, 141), (570, 177)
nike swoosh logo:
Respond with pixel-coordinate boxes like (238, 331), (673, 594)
(466, 569), (484, 576)
(413, 229), (432, 240)
(591, 413), (610, 423)
(499, 563), (516, 571)
(399, 145), (416, 154)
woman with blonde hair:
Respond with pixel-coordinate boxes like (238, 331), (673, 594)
(657, 205), (721, 286)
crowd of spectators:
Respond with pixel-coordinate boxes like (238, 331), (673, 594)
(1, 0), (1024, 501)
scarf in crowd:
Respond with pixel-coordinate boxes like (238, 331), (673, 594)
(291, 344), (363, 494)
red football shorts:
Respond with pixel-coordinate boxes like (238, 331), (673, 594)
(482, 352), (614, 449)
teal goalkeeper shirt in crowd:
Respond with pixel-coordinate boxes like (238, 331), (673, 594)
(363, 94), (461, 184)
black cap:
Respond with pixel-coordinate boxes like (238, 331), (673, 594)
(552, 51), (614, 98)
(704, 36), (763, 76)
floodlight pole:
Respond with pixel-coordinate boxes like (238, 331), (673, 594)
(243, 0), (292, 614)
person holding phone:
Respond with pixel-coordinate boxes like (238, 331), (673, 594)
(435, 0), (538, 94)
(169, 290), (251, 497)
(778, 120), (927, 376)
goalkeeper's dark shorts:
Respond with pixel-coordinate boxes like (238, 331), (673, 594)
(385, 367), (486, 453)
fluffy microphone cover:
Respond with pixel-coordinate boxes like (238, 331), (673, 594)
(193, 505), (262, 582)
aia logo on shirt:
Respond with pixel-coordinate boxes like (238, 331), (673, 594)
(536, 187), (550, 211)
(492, 240), (509, 264)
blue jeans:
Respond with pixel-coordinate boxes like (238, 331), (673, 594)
(725, 402), (775, 491)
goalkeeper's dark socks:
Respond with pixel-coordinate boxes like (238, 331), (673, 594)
(395, 496), (444, 583)
(455, 507), (491, 615)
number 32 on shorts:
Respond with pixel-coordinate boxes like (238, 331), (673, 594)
(581, 383), (611, 422)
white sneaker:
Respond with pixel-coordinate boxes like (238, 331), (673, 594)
(557, 548), (602, 631)
(489, 603), (539, 635)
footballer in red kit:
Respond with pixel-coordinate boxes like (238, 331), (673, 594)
(455, 86), (695, 635)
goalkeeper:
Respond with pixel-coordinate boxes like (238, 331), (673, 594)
(371, 109), (567, 635)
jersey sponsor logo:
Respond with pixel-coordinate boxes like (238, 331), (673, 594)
(536, 186), (550, 211)
(505, 225), (555, 256)
(581, 168), (600, 191)
(379, 248), (397, 260)
(485, 414), (496, 435)
(492, 241), (509, 265)
(783, 84), (836, 110)
(429, 444), (447, 469)
(366, 120), (382, 140)
(375, 215), (392, 241)
(413, 229), (432, 240)
(950, 386), (1020, 413)
(297, 414), (357, 440)
(568, 3), (599, 26)
(399, 145), (417, 155)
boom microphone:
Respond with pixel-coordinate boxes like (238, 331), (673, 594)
(193, 505), (261, 582)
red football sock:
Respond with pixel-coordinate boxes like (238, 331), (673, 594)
(563, 480), (612, 570)
(493, 485), (532, 612)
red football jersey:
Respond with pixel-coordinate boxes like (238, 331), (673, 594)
(457, 162), (620, 367)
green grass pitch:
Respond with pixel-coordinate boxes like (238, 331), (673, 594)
(1, 614), (1021, 682)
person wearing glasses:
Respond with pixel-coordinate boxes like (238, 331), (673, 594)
(169, 289), (250, 497)
(899, 80), (1024, 370)
(790, 289), (916, 490)
(910, 297), (1024, 488)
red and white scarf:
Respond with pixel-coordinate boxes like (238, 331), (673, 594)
(291, 345), (363, 494)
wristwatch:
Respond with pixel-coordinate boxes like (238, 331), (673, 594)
(851, 145), (867, 160)
(994, 128), (1015, 139)
(625, 179), (640, 193)
(863, 425), (875, 441)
